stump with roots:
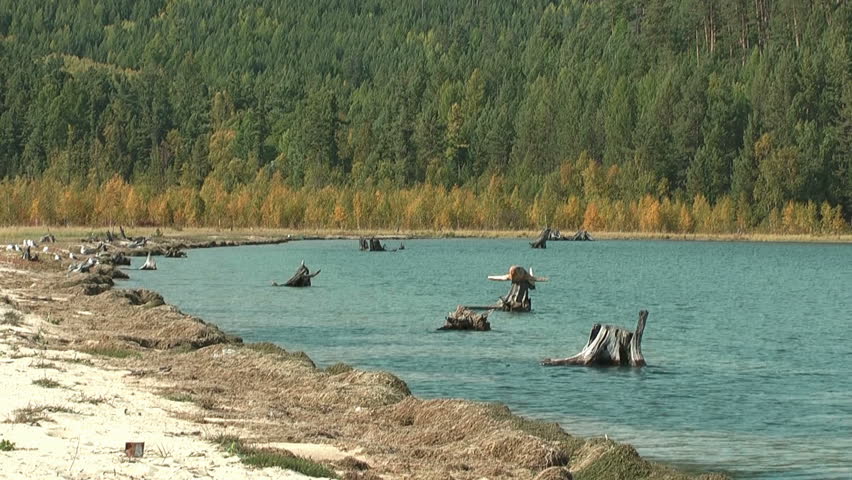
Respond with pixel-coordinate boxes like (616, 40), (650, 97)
(487, 266), (547, 313)
(530, 227), (551, 249)
(273, 261), (320, 287)
(541, 310), (648, 367)
(439, 306), (492, 331)
(21, 246), (38, 262)
(140, 253), (157, 270)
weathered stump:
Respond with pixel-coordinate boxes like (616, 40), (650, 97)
(21, 246), (38, 262)
(439, 306), (492, 331)
(530, 227), (551, 249)
(359, 237), (386, 252)
(500, 282), (533, 312)
(487, 266), (547, 312)
(570, 229), (594, 241)
(164, 247), (187, 258)
(273, 261), (320, 287)
(39, 234), (56, 243)
(140, 253), (157, 271)
(541, 310), (648, 367)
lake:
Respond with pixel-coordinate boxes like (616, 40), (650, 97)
(127, 238), (852, 479)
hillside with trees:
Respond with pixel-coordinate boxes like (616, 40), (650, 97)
(0, 0), (849, 233)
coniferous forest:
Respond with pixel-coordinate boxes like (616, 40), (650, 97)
(0, 1), (849, 234)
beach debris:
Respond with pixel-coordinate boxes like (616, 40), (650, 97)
(139, 253), (157, 270)
(68, 257), (98, 274)
(530, 227), (551, 249)
(541, 310), (648, 367)
(124, 442), (145, 458)
(273, 260), (320, 287)
(439, 306), (491, 331)
(21, 246), (38, 262)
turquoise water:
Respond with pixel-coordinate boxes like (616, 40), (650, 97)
(126, 239), (852, 479)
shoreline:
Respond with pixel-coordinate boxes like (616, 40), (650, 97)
(1, 225), (851, 245)
(0, 235), (731, 479)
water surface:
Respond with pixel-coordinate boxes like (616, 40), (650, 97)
(127, 239), (852, 479)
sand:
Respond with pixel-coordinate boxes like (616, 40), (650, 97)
(0, 305), (334, 480)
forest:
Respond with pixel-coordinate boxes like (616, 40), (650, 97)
(0, 0), (849, 233)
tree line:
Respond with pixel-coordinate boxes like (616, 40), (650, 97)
(0, 0), (849, 232)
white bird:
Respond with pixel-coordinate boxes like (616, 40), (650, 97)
(53, 253), (61, 261)
(4, 244), (12, 251)
(42, 246), (49, 253)
(13, 244), (21, 252)
(69, 252), (77, 260)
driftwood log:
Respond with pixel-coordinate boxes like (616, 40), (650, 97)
(486, 266), (547, 312)
(541, 310), (648, 367)
(439, 306), (492, 331)
(273, 261), (320, 287)
(140, 253), (157, 270)
(530, 227), (551, 249)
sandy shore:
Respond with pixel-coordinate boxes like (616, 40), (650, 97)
(0, 298), (347, 479)
(0, 236), (730, 480)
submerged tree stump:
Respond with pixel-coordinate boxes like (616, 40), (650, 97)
(359, 237), (386, 251)
(530, 227), (551, 249)
(541, 310), (648, 367)
(570, 229), (594, 241)
(487, 266), (547, 312)
(140, 253), (157, 270)
(439, 306), (491, 331)
(164, 247), (187, 258)
(273, 260), (320, 287)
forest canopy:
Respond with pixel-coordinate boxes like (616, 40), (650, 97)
(0, 0), (849, 233)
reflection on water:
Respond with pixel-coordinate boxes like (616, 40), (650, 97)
(128, 239), (852, 479)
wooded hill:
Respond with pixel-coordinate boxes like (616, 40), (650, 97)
(0, 1), (849, 232)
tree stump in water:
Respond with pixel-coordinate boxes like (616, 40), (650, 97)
(487, 266), (547, 312)
(570, 229), (594, 241)
(140, 253), (157, 270)
(439, 306), (491, 331)
(273, 261), (320, 287)
(164, 247), (187, 258)
(359, 237), (386, 251)
(541, 310), (648, 367)
(530, 227), (551, 249)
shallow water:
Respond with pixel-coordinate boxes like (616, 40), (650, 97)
(127, 239), (852, 479)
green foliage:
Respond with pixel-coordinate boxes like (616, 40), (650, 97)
(0, 439), (15, 451)
(0, 0), (848, 228)
(1, 311), (21, 326)
(211, 434), (338, 478)
(82, 347), (140, 359)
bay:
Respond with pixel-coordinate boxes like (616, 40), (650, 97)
(127, 238), (852, 479)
